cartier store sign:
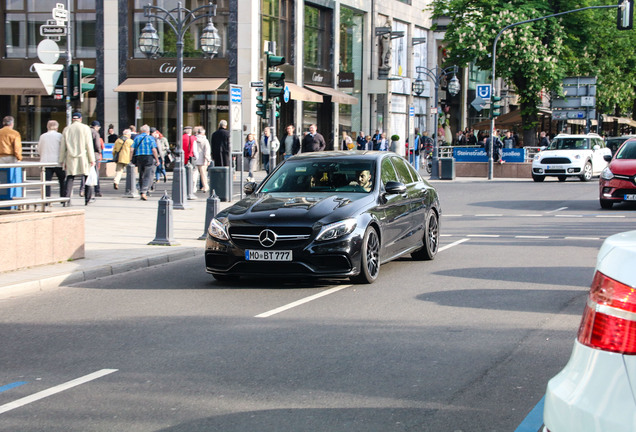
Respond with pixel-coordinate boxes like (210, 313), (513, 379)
(303, 66), (333, 87)
(127, 58), (228, 78)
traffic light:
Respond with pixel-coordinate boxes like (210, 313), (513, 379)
(53, 69), (65, 99)
(273, 98), (281, 118)
(79, 61), (95, 102)
(491, 96), (502, 119)
(256, 94), (268, 119)
(618, 0), (633, 30)
(266, 53), (285, 99)
(67, 63), (80, 100)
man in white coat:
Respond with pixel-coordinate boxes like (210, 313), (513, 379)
(59, 112), (95, 205)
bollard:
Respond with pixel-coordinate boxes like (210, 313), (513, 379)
(148, 191), (180, 246)
(198, 189), (220, 240)
(124, 163), (138, 198)
(185, 162), (197, 200)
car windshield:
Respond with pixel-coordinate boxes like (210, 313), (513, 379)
(260, 159), (376, 194)
(615, 141), (636, 159)
(548, 138), (590, 150)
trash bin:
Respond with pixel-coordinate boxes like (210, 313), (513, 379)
(208, 166), (232, 202)
(0, 167), (23, 209)
(440, 157), (455, 180)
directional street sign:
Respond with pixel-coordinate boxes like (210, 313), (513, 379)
(476, 84), (492, 100)
(40, 25), (66, 37)
(32, 63), (64, 95)
(250, 81), (264, 87)
(471, 96), (488, 112)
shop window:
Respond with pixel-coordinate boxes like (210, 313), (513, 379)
(261, 0), (291, 61)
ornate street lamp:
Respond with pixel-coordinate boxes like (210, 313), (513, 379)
(414, 65), (460, 180)
(412, 77), (425, 96)
(139, 1), (219, 210)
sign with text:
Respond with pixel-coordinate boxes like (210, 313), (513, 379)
(453, 147), (526, 163)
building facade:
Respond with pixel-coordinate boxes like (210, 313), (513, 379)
(0, 0), (464, 154)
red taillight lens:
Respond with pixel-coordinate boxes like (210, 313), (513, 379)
(578, 271), (636, 355)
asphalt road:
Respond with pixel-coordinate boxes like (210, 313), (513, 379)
(1, 177), (634, 432)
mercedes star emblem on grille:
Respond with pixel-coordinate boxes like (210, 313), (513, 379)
(259, 229), (277, 247)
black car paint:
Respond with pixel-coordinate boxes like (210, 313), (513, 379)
(205, 151), (441, 281)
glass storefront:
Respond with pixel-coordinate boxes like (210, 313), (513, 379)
(338, 6), (363, 136)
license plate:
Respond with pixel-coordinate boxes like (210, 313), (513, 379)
(625, 194), (636, 201)
(547, 165), (563, 170)
(245, 250), (292, 261)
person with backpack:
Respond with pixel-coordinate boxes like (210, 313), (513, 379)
(243, 133), (258, 181)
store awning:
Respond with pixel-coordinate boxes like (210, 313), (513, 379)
(0, 78), (48, 96)
(471, 108), (552, 130)
(283, 82), (323, 103)
(306, 84), (358, 105)
(114, 77), (227, 92)
(602, 115), (636, 128)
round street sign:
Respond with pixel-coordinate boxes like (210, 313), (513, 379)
(284, 85), (290, 103)
(37, 39), (60, 64)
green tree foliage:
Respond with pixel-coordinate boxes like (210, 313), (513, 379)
(432, 0), (636, 138)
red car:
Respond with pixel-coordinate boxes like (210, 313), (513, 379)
(599, 138), (636, 209)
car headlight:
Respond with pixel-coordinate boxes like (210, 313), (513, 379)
(533, 154), (540, 161)
(601, 167), (614, 180)
(315, 218), (357, 241)
(573, 154), (581, 160)
(208, 218), (229, 240)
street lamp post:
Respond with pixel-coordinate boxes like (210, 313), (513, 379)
(138, 2), (220, 209)
(413, 65), (460, 179)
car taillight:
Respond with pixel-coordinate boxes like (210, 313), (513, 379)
(578, 271), (636, 355)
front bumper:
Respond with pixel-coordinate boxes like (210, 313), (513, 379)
(599, 178), (636, 203)
(204, 232), (363, 279)
(532, 164), (583, 176)
(543, 341), (636, 432)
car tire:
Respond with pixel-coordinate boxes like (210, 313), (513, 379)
(351, 227), (380, 284)
(532, 174), (545, 182)
(580, 162), (593, 181)
(412, 210), (439, 261)
(558, 176), (567, 182)
(600, 199), (614, 209)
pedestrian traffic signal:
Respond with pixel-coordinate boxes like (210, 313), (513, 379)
(79, 61), (95, 102)
(67, 63), (80, 100)
(618, 0), (633, 30)
(274, 99), (281, 118)
(266, 53), (285, 99)
(491, 96), (502, 119)
(256, 94), (268, 119)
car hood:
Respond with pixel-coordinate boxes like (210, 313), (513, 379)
(538, 149), (589, 159)
(609, 159), (636, 176)
(217, 192), (375, 226)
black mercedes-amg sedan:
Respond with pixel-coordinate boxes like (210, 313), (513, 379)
(205, 151), (441, 283)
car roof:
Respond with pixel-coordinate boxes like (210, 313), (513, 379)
(553, 133), (601, 139)
(289, 150), (390, 161)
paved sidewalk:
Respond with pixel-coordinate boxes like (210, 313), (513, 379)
(0, 168), (265, 298)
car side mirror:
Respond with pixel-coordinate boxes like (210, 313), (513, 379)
(593, 144), (600, 150)
(604, 154), (612, 162)
(385, 181), (406, 195)
(244, 181), (258, 195)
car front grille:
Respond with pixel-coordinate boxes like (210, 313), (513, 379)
(540, 157), (571, 164)
(611, 188), (636, 197)
(229, 225), (313, 249)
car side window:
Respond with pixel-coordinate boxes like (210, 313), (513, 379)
(381, 157), (399, 186)
(391, 156), (414, 184)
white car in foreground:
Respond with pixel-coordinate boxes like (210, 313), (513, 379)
(532, 133), (611, 182)
(542, 231), (636, 432)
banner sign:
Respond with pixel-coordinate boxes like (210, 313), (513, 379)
(453, 147), (526, 163)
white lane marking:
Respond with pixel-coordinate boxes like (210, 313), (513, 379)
(547, 207), (568, 213)
(475, 214), (503, 217)
(256, 238), (471, 318)
(0, 369), (118, 415)
(555, 214), (583, 218)
(515, 235), (550, 239)
(596, 215), (625, 218)
(255, 285), (351, 318)
(467, 234), (500, 238)
(565, 236), (600, 240)
(438, 238), (469, 252)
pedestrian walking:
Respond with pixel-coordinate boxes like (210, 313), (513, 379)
(211, 120), (231, 167)
(283, 124), (300, 159)
(84, 120), (102, 197)
(260, 127), (280, 174)
(341, 131), (354, 150)
(356, 131), (367, 150)
(301, 124), (326, 152)
(131, 124), (160, 200)
(0, 115), (22, 163)
(59, 112), (95, 205)
(152, 128), (169, 185)
(194, 126), (211, 192)
(112, 128), (133, 190)
(38, 120), (65, 198)
(243, 133), (258, 181)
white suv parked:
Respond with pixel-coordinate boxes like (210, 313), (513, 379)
(532, 133), (611, 182)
